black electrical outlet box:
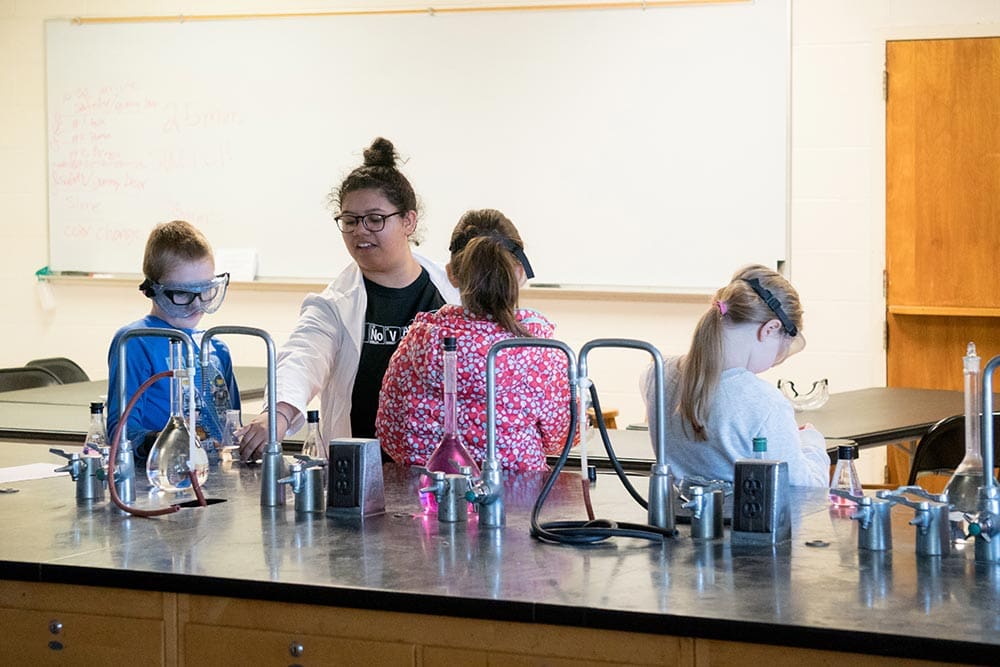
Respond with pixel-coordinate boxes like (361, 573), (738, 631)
(329, 444), (360, 508)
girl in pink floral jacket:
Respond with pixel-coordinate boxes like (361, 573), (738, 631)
(376, 209), (572, 472)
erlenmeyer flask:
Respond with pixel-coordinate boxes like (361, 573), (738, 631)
(146, 343), (209, 492)
(219, 409), (242, 462)
(944, 342), (995, 513)
(419, 336), (480, 513)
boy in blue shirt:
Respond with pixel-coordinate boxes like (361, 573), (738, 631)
(107, 220), (239, 461)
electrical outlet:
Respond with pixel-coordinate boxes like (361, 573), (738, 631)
(325, 438), (386, 518)
(731, 459), (791, 545)
(733, 462), (773, 532)
(329, 444), (360, 508)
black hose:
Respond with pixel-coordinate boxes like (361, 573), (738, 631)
(589, 383), (648, 509)
(529, 381), (676, 544)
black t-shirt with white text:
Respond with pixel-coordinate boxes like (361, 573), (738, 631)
(350, 268), (446, 441)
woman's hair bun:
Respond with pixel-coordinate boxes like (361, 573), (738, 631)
(363, 137), (397, 168)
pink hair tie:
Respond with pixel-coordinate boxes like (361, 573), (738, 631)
(715, 300), (728, 316)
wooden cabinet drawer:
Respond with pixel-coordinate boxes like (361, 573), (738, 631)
(0, 606), (165, 665)
(183, 623), (415, 666)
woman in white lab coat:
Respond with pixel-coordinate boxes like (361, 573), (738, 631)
(238, 138), (460, 459)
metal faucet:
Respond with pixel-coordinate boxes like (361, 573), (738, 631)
(422, 466), (475, 523)
(112, 327), (197, 504)
(50, 447), (105, 502)
(881, 486), (951, 557)
(579, 338), (675, 532)
(680, 480), (727, 540)
(466, 338), (578, 528)
(278, 456), (326, 515)
(831, 489), (896, 551)
(201, 326), (284, 507)
(970, 355), (1000, 561)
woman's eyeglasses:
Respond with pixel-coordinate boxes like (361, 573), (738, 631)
(334, 211), (403, 233)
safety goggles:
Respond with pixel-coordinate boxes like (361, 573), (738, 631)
(774, 330), (806, 365)
(139, 273), (230, 318)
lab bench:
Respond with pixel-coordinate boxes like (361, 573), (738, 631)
(0, 439), (992, 665)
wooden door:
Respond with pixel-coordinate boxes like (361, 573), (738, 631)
(886, 37), (1000, 391)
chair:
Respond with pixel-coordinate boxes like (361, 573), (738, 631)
(907, 413), (1000, 486)
(26, 357), (89, 384)
(0, 366), (63, 392)
(587, 407), (619, 430)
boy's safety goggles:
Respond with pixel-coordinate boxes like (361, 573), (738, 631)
(139, 273), (230, 317)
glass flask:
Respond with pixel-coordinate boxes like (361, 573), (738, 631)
(82, 400), (109, 477)
(420, 336), (480, 513)
(83, 400), (108, 455)
(944, 342), (993, 513)
(830, 444), (862, 506)
(300, 410), (325, 460)
(300, 409), (327, 487)
(146, 344), (209, 492)
(219, 408), (243, 462)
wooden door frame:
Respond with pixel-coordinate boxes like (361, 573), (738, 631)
(875, 22), (1000, 386)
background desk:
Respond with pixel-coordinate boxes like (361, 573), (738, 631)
(0, 366), (267, 407)
(801, 387), (965, 448)
(804, 387), (971, 485)
(0, 367), (275, 444)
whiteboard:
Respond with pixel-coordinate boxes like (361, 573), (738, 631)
(45, 1), (788, 290)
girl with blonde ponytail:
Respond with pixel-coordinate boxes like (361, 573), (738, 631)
(641, 265), (828, 487)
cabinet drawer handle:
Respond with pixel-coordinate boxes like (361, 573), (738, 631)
(49, 620), (63, 635)
(289, 642), (304, 657)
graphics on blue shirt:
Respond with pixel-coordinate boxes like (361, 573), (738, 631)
(165, 352), (229, 447)
(199, 364), (231, 445)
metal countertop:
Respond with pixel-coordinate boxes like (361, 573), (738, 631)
(0, 440), (996, 664)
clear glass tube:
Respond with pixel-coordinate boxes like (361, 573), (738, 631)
(146, 342), (209, 492)
(220, 409), (243, 462)
(945, 342), (986, 513)
(420, 337), (480, 513)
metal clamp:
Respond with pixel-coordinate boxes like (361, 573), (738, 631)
(50, 447), (105, 502)
(681, 483), (724, 540)
(422, 469), (472, 523)
(964, 486), (1000, 561)
(882, 486), (951, 557)
(279, 457), (326, 515)
(831, 489), (895, 552)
